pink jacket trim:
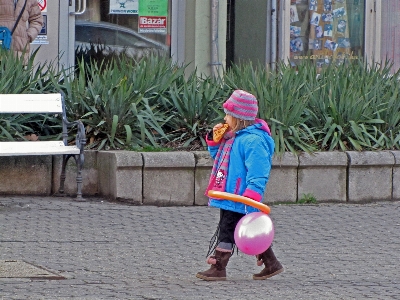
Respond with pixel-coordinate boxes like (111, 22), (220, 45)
(243, 189), (262, 202)
(205, 133), (220, 147)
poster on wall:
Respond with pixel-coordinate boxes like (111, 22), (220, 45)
(138, 0), (168, 33)
(110, 0), (139, 14)
(32, 0), (48, 45)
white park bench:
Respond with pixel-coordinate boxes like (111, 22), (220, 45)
(0, 92), (86, 199)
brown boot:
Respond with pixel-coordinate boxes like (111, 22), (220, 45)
(253, 247), (284, 280)
(196, 250), (232, 281)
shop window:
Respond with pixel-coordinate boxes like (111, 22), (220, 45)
(75, 0), (171, 60)
(289, 0), (365, 67)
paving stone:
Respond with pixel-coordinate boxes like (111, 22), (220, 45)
(1, 196), (400, 299)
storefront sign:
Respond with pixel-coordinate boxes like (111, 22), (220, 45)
(138, 0), (168, 33)
(110, 0), (138, 14)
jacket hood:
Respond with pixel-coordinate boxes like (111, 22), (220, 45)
(238, 118), (272, 136)
(255, 118), (271, 135)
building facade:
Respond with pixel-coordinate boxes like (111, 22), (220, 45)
(32, 0), (400, 76)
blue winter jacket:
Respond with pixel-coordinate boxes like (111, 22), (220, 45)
(206, 119), (275, 214)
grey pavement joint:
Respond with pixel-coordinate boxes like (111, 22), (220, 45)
(1, 196), (400, 299)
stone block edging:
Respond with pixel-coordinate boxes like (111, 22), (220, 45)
(298, 152), (348, 202)
(391, 151), (400, 200)
(0, 150), (399, 205)
(347, 151), (394, 202)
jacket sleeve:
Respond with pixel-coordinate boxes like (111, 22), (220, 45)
(26, 0), (43, 42)
(242, 136), (272, 202)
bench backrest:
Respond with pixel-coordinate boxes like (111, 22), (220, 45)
(0, 94), (63, 113)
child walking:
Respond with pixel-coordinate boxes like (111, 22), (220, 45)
(196, 90), (284, 281)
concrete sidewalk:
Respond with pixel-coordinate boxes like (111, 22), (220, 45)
(1, 196), (400, 300)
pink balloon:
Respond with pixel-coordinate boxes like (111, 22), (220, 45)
(234, 212), (274, 255)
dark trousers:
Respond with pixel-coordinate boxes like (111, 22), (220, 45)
(218, 209), (245, 246)
(206, 209), (245, 256)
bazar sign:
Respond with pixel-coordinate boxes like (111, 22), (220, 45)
(139, 16), (167, 28)
(138, 0), (167, 33)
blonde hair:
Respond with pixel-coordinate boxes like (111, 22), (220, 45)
(230, 116), (255, 133)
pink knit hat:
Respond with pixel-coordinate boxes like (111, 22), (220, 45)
(223, 90), (258, 120)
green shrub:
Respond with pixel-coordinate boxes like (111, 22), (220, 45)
(59, 54), (191, 150)
(306, 59), (400, 151)
(159, 74), (227, 150)
(2, 49), (400, 154)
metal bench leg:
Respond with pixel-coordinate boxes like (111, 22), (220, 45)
(58, 154), (84, 200)
(75, 153), (85, 200)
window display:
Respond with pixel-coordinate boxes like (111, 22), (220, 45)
(289, 0), (364, 67)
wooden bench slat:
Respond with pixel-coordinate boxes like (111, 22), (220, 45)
(0, 141), (80, 156)
(0, 94), (63, 113)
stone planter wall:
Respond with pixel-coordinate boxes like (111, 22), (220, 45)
(298, 152), (348, 202)
(347, 151), (394, 202)
(266, 153), (299, 203)
(97, 151), (142, 204)
(0, 155), (53, 196)
(142, 152), (195, 206)
(1, 150), (400, 205)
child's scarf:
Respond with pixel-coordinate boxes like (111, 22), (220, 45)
(205, 130), (236, 194)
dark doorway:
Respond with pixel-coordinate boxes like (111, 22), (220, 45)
(226, 0), (268, 69)
(226, 0), (235, 69)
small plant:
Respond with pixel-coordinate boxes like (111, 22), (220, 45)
(297, 193), (317, 204)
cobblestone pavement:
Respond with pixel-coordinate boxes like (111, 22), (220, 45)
(1, 196), (400, 300)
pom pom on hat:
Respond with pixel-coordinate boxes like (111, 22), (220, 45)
(223, 90), (258, 121)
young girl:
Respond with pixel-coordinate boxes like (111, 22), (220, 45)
(196, 90), (283, 281)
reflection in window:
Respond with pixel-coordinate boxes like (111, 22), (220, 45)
(289, 0), (364, 68)
(75, 0), (171, 58)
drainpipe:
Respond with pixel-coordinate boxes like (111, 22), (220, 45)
(210, 0), (221, 78)
(271, 0), (277, 70)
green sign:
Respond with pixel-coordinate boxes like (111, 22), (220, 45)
(139, 0), (168, 16)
